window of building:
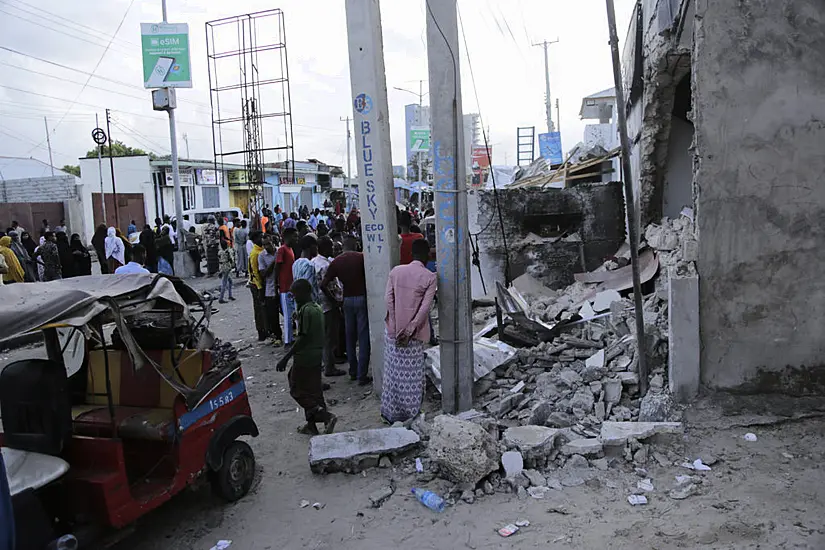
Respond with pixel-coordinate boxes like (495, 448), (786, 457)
(202, 186), (220, 209)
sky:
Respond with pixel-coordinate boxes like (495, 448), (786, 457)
(0, 0), (636, 177)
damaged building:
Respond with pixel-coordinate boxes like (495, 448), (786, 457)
(470, 0), (825, 399)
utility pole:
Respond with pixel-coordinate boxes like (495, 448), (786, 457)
(533, 39), (559, 133)
(426, 0), (473, 414)
(345, 0), (400, 393)
(605, 0), (648, 395)
(340, 116), (352, 210)
(43, 117), (54, 176)
(105, 108), (121, 230)
(95, 113), (107, 225)
(393, 80), (428, 183)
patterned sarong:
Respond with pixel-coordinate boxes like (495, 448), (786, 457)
(381, 330), (426, 423)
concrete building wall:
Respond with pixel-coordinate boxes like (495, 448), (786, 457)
(694, 0), (825, 392)
(0, 175), (84, 238)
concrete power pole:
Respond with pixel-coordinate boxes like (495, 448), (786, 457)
(426, 0), (474, 414)
(43, 117), (55, 176)
(340, 116), (353, 210)
(345, 0), (400, 393)
(533, 39), (559, 133)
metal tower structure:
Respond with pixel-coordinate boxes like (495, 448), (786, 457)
(206, 9), (295, 227)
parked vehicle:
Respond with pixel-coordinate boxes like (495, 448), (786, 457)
(0, 274), (258, 548)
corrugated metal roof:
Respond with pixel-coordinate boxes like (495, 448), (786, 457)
(584, 87), (616, 100)
(0, 156), (71, 180)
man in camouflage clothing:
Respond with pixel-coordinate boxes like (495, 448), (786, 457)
(203, 215), (221, 276)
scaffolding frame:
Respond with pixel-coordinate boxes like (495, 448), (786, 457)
(206, 9), (295, 226)
(517, 126), (536, 166)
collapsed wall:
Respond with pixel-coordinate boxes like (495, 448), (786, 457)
(694, 0), (825, 393)
(473, 184), (626, 290)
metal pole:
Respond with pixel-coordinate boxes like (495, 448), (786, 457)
(43, 117), (54, 176)
(606, 0), (648, 395)
(340, 116), (352, 210)
(426, 0), (473, 413)
(418, 79), (423, 183)
(95, 113), (107, 225)
(105, 108), (120, 230)
(345, 0), (400, 393)
(556, 98), (561, 134)
(162, 0), (184, 254)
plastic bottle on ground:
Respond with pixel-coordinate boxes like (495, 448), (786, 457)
(411, 487), (446, 512)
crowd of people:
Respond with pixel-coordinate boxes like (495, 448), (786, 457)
(0, 219), (91, 284)
(0, 203), (439, 436)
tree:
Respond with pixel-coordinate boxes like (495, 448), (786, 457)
(61, 165), (80, 177)
(85, 140), (156, 159)
(407, 153), (433, 183)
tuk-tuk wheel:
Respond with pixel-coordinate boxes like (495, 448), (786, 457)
(211, 440), (255, 502)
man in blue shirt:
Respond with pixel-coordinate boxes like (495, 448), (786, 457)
(115, 245), (150, 274)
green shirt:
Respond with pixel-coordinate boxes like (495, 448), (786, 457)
(293, 300), (325, 367)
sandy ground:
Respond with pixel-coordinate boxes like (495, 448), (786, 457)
(4, 276), (825, 549)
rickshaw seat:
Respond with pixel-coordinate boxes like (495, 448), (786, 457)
(85, 349), (210, 408)
(71, 406), (176, 442)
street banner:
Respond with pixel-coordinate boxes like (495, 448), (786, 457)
(409, 127), (431, 153)
(141, 22), (192, 88)
(539, 132), (563, 165)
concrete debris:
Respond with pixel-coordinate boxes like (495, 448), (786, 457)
(639, 391), (675, 422)
(429, 415), (501, 485)
(369, 486), (395, 508)
(561, 438), (603, 457)
(522, 469), (547, 487)
(669, 483), (697, 500)
(502, 426), (559, 465)
(592, 289), (622, 312)
(637, 478), (654, 492)
(627, 494), (648, 506)
(309, 428), (421, 474)
(599, 422), (683, 446)
(527, 486), (552, 499)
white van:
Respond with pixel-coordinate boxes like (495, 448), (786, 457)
(173, 208), (246, 234)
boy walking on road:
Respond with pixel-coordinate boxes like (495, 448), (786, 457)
(276, 278), (338, 435)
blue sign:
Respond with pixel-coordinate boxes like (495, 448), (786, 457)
(354, 93), (373, 114)
(538, 132), (563, 165)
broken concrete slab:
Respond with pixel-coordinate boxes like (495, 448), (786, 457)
(503, 426), (559, 463)
(561, 438), (603, 457)
(599, 422), (683, 446)
(523, 469), (547, 487)
(668, 273), (700, 403)
(429, 415), (501, 484)
(592, 289), (622, 312)
(309, 428), (421, 474)
(639, 391), (675, 422)
(603, 378), (622, 405)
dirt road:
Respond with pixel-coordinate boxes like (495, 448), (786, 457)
(6, 276), (823, 549)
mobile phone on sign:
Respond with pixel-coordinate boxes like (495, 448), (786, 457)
(148, 56), (175, 87)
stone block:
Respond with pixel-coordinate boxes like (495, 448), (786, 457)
(429, 415), (501, 484)
(309, 428), (420, 474)
(668, 273), (700, 402)
(561, 438), (603, 457)
(502, 450), (524, 478)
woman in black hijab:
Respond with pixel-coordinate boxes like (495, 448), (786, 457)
(139, 225), (158, 272)
(56, 232), (74, 278)
(91, 224), (109, 274)
(70, 234), (92, 276)
(20, 231), (36, 257)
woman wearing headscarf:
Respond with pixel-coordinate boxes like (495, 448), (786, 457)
(0, 236), (24, 283)
(104, 227), (125, 272)
(155, 226), (175, 275)
(91, 224), (109, 274)
(8, 231), (35, 282)
(56, 232), (74, 278)
(33, 236), (45, 281)
(20, 231), (36, 257)
(70, 234), (92, 276)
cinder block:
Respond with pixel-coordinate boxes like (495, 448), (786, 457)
(668, 272), (699, 402)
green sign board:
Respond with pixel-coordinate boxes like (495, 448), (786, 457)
(409, 127), (431, 153)
(141, 22), (192, 88)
